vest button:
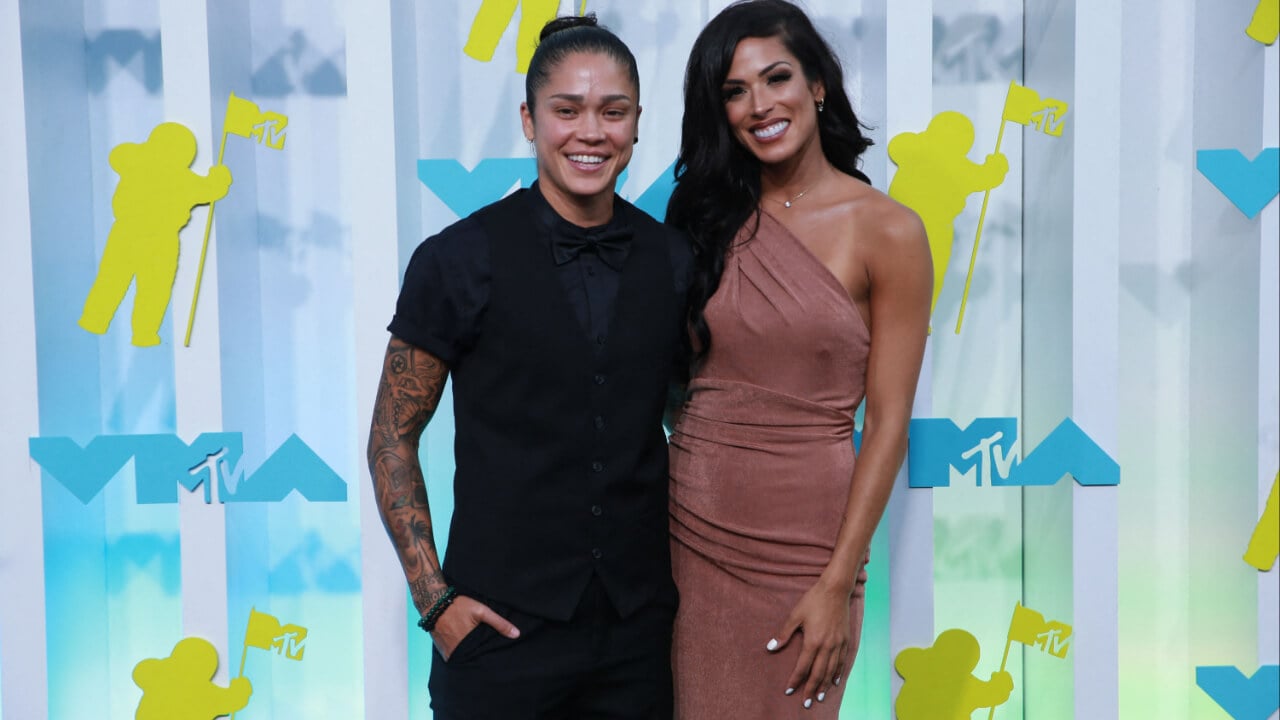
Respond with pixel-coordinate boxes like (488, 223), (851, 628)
(594, 416), (605, 430)
(591, 504), (603, 516)
(596, 334), (606, 345)
(592, 461), (604, 472)
(594, 374), (606, 385)
(591, 548), (603, 559)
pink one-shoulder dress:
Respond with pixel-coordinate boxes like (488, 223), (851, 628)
(669, 210), (871, 719)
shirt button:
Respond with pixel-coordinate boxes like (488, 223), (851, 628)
(596, 334), (605, 345)
(594, 416), (605, 430)
(594, 374), (605, 385)
(592, 461), (604, 472)
(591, 548), (603, 559)
(591, 504), (603, 517)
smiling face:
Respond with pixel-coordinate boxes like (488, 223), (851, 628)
(521, 51), (640, 224)
(721, 35), (824, 167)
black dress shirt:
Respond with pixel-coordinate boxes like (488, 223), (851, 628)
(389, 182), (692, 368)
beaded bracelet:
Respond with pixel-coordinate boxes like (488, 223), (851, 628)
(417, 586), (458, 634)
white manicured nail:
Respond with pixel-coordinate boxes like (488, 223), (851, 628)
(804, 698), (812, 709)
(817, 692), (825, 702)
(766, 638), (779, 651)
(834, 676), (841, 685)
(785, 687), (794, 696)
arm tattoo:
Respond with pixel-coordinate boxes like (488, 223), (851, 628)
(409, 570), (450, 614)
(368, 337), (450, 610)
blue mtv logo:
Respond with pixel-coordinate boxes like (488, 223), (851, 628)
(907, 417), (1119, 488)
(417, 158), (677, 220)
(28, 433), (347, 504)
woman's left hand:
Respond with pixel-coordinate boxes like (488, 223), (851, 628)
(766, 568), (865, 708)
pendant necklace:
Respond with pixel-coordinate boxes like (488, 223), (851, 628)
(782, 189), (808, 208)
(771, 182), (815, 208)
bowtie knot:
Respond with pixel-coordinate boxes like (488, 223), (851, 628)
(551, 224), (633, 270)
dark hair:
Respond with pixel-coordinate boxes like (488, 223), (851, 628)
(667, 0), (873, 362)
(526, 13), (640, 111)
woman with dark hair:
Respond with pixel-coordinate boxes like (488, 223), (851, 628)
(666, 0), (930, 715)
(372, 14), (690, 719)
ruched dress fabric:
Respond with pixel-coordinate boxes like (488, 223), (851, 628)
(669, 210), (871, 719)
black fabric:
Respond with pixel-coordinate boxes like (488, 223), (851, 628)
(387, 215), (488, 366)
(549, 224), (632, 269)
(389, 182), (689, 364)
(425, 188), (684, 621)
(428, 576), (674, 720)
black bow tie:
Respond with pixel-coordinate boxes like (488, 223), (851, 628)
(550, 224), (633, 270)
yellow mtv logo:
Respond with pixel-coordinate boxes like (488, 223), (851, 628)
(464, 0), (569, 73)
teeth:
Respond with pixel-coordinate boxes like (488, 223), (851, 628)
(568, 154), (605, 164)
(753, 120), (789, 139)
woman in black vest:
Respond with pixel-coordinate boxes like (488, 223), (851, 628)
(665, 1), (931, 716)
(370, 14), (689, 720)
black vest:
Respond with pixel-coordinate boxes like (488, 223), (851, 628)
(443, 190), (681, 621)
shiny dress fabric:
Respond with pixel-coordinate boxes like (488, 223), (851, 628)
(669, 210), (871, 719)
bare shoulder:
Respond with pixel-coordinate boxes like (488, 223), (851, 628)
(835, 178), (927, 253)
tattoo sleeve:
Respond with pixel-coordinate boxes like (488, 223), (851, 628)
(368, 336), (450, 615)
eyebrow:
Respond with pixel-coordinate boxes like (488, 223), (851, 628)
(547, 93), (635, 104)
(723, 60), (793, 85)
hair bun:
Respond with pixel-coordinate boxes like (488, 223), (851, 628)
(539, 12), (599, 42)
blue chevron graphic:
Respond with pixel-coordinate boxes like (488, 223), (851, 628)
(417, 157), (679, 222)
(417, 158), (537, 218)
(1196, 665), (1280, 720)
(1196, 148), (1279, 219)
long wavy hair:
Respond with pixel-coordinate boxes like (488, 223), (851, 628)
(667, 0), (873, 363)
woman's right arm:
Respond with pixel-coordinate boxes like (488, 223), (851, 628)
(367, 336), (518, 657)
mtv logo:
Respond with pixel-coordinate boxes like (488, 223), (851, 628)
(271, 629), (307, 661)
(30, 432), (347, 504)
(251, 116), (287, 150)
(908, 418), (1018, 487)
(1031, 104), (1067, 136)
(1035, 625), (1071, 659)
(908, 417), (1119, 488)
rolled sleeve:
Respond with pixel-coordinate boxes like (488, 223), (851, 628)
(388, 217), (490, 366)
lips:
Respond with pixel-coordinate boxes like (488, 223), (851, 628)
(751, 120), (789, 140)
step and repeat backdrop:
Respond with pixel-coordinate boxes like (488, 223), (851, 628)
(1, 0), (1276, 718)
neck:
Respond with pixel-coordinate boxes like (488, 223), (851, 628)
(759, 135), (833, 202)
(539, 183), (614, 227)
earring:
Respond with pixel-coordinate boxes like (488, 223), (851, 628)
(634, 136), (639, 144)
(817, 99), (825, 113)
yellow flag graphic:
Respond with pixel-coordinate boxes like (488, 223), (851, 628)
(1244, 471), (1279, 570)
(1001, 81), (1068, 137)
(1247, 0), (1278, 45)
(244, 608), (307, 661)
(1007, 602), (1071, 659)
(223, 92), (288, 150)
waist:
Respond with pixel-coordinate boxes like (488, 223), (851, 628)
(674, 378), (853, 443)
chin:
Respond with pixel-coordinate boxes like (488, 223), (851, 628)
(749, 144), (797, 166)
(563, 176), (616, 200)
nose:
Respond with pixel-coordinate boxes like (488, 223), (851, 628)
(578, 112), (605, 142)
(751, 90), (774, 117)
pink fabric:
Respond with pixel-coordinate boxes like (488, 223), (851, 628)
(670, 211), (871, 718)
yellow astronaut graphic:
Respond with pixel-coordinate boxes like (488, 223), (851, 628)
(78, 123), (230, 346)
(132, 637), (251, 720)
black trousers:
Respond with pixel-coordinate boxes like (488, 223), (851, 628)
(428, 576), (674, 720)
